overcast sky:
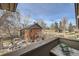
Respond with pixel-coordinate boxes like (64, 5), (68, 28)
(17, 3), (76, 26)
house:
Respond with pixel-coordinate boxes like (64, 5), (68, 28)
(20, 23), (43, 42)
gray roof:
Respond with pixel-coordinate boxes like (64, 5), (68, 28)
(20, 23), (42, 31)
(29, 23), (42, 29)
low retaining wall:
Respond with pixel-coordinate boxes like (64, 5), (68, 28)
(21, 39), (58, 56)
(3, 38), (59, 56)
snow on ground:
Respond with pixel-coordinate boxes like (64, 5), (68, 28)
(50, 44), (79, 56)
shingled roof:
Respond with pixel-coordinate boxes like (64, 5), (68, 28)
(28, 23), (42, 29)
(20, 23), (42, 31)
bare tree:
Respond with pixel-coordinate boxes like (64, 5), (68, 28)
(36, 19), (46, 29)
(22, 15), (30, 28)
(54, 22), (59, 32)
(68, 22), (73, 32)
(0, 10), (21, 50)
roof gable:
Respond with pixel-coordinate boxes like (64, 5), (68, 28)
(29, 23), (42, 29)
